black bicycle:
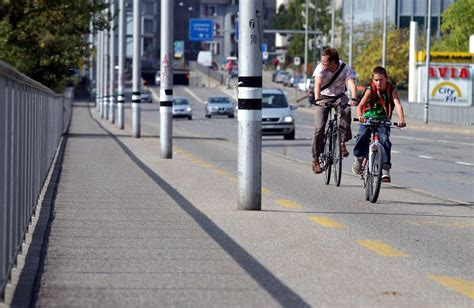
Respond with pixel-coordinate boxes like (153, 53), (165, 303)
(316, 94), (346, 187)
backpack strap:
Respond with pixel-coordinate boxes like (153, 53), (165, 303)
(320, 62), (346, 92)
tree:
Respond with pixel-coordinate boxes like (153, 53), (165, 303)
(432, 0), (474, 52)
(340, 22), (410, 89)
(272, 0), (333, 71)
(0, 0), (110, 92)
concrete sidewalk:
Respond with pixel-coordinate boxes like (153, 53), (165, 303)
(25, 102), (308, 307)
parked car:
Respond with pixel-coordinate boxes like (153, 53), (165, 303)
(172, 96), (192, 120)
(262, 89), (297, 140)
(274, 70), (291, 83)
(155, 70), (160, 85)
(205, 96), (234, 118)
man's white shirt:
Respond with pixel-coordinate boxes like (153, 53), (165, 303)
(312, 60), (355, 96)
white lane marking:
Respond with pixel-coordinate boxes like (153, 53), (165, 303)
(418, 155), (434, 159)
(455, 161), (474, 166)
(183, 87), (205, 104)
(392, 135), (472, 147)
(392, 150), (401, 154)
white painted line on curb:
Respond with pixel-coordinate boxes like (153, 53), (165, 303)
(418, 155), (433, 159)
(455, 161), (474, 166)
(183, 87), (205, 104)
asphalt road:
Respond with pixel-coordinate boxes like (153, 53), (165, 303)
(112, 86), (474, 305)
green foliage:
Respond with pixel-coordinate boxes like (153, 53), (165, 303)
(340, 22), (410, 89)
(432, 0), (474, 52)
(272, 0), (334, 69)
(0, 0), (110, 92)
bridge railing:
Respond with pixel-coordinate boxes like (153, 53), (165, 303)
(0, 61), (72, 299)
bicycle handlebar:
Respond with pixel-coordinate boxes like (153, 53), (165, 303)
(353, 117), (404, 128)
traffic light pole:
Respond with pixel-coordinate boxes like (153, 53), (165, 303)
(160, 0), (173, 159)
(237, 0), (263, 210)
(109, 0), (115, 124)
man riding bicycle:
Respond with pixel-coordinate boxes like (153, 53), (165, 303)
(312, 48), (358, 174)
(352, 66), (406, 182)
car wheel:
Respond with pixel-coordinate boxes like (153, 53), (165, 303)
(284, 129), (295, 140)
(188, 116), (192, 120)
(228, 114), (234, 118)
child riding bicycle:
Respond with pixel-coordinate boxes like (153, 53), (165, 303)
(352, 66), (406, 183)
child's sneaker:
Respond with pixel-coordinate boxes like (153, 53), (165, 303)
(382, 169), (391, 183)
(352, 157), (363, 175)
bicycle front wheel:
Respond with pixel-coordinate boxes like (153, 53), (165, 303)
(367, 144), (383, 203)
(323, 126), (332, 185)
(332, 125), (342, 187)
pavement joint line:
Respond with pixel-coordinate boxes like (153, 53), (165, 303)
(429, 275), (474, 299)
(308, 215), (346, 228)
(355, 240), (411, 257)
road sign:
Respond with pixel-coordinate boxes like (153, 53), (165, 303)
(294, 56), (301, 66)
(174, 40), (184, 58)
(261, 43), (268, 60)
(189, 19), (214, 41)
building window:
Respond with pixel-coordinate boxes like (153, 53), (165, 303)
(203, 5), (216, 17)
(144, 19), (154, 33)
(143, 2), (154, 15)
(144, 37), (154, 52)
(213, 23), (221, 36)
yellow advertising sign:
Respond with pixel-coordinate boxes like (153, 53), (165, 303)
(417, 51), (474, 63)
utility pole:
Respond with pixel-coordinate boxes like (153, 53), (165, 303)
(96, 30), (102, 113)
(89, 21), (94, 101)
(331, 0), (335, 47)
(103, 2), (109, 120)
(382, 0), (387, 67)
(109, 0), (116, 124)
(348, 0), (354, 67)
(132, 0), (141, 138)
(424, 0), (432, 124)
(160, 0), (173, 158)
(237, 0), (263, 210)
(303, 0), (309, 86)
(117, 0), (125, 129)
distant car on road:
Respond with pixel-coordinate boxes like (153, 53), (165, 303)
(205, 96), (235, 118)
(274, 70), (291, 83)
(172, 96), (192, 120)
(262, 89), (297, 140)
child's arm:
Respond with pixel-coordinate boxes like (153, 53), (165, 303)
(392, 89), (406, 127)
(356, 90), (372, 121)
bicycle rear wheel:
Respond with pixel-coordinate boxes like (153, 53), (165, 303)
(323, 126), (332, 185)
(332, 125), (342, 187)
(367, 144), (383, 203)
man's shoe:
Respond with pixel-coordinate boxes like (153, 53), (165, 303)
(382, 169), (391, 183)
(312, 160), (322, 174)
(341, 143), (349, 157)
(352, 157), (363, 175)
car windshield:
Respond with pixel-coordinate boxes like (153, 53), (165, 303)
(209, 97), (229, 104)
(262, 93), (288, 108)
(173, 98), (188, 106)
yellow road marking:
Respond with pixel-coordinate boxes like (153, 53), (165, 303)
(200, 163), (215, 168)
(215, 169), (230, 176)
(275, 199), (303, 209)
(356, 240), (410, 257)
(430, 276), (474, 299)
(261, 187), (271, 194)
(309, 216), (345, 228)
(191, 159), (203, 164)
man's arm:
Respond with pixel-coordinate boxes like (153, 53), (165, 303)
(313, 76), (322, 101)
(392, 89), (406, 127)
(347, 78), (358, 106)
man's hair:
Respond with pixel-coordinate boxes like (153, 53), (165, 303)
(372, 66), (388, 77)
(322, 48), (339, 63)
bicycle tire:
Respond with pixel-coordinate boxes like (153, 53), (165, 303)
(333, 124), (342, 187)
(369, 144), (383, 203)
(323, 125), (332, 185)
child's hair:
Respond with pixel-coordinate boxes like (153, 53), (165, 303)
(372, 66), (388, 78)
(322, 48), (339, 63)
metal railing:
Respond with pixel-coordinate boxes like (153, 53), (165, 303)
(0, 61), (72, 299)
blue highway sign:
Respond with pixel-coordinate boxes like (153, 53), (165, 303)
(189, 19), (214, 41)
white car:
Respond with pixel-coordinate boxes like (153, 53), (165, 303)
(262, 89), (297, 140)
(172, 96), (192, 120)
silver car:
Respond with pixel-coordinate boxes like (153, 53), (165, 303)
(262, 89), (297, 140)
(172, 96), (192, 120)
(205, 96), (234, 118)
